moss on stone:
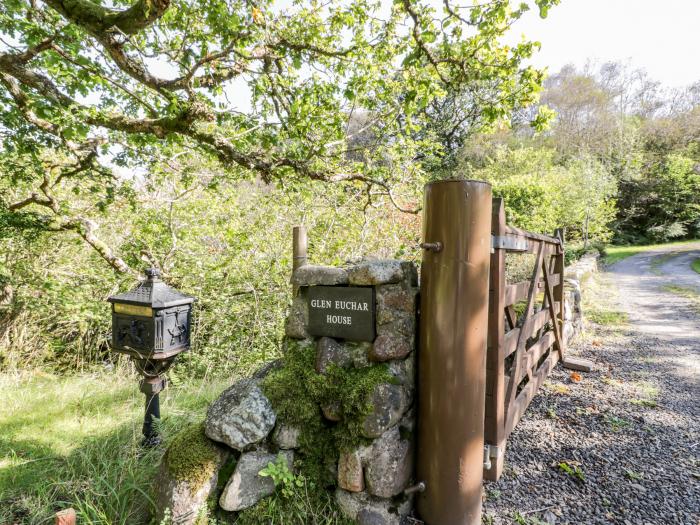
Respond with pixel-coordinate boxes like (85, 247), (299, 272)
(165, 422), (221, 493)
(262, 338), (393, 486)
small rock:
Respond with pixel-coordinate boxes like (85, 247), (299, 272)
(285, 293), (309, 339)
(358, 509), (388, 525)
(562, 357), (594, 372)
(292, 265), (349, 286)
(205, 379), (276, 450)
(347, 260), (404, 285)
(346, 341), (372, 368)
(338, 449), (365, 492)
(362, 383), (409, 438)
(335, 488), (411, 525)
(542, 510), (558, 524)
(364, 426), (413, 498)
(322, 400), (343, 421)
(369, 334), (412, 362)
(376, 285), (417, 324)
(316, 337), (353, 374)
(271, 423), (300, 450)
(401, 262), (419, 286)
(387, 356), (415, 388)
(220, 450), (293, 511)
(376, 315), (415, 338)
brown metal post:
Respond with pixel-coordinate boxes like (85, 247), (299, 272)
(292, 225), (308, 295)
(484, 198), (506, 481)
(417, 179), (492, 525)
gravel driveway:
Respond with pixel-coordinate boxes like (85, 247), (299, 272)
(482, 245), (700, 525)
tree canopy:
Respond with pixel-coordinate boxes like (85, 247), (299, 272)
(1, 0), (558, 271)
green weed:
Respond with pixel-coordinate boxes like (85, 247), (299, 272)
(630, 398), (658, 408)
(661, 284), (700, 314)
(624, 469), (643, 481)
(587, 309), (628, 326)
(692, 258), (700, 275)
(558, 461), (585, 482)
(604, 414), (631, 431)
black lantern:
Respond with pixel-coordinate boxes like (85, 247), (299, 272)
(108, 268), (195, 446)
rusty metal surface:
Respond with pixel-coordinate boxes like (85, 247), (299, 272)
(417, 179), (492, 525)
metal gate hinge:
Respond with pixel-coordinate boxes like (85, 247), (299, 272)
(491, 235), (529, 253)
(484, 444), (501, 469)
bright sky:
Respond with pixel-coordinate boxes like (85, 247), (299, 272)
(509, 0), (700, 88)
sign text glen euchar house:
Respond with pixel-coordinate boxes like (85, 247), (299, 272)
(307, 286), (375, 342)
(310, 298), (370, 325)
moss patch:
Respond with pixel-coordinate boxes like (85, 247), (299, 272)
(262, 338), (393, 486)
(165, 422), (221, 493)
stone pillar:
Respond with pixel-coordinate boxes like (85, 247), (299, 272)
(288, 259), (419, 525)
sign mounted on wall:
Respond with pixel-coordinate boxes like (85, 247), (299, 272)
(307, 286), (375, 342)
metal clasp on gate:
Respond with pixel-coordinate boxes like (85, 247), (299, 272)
(491, 234), (529, 253)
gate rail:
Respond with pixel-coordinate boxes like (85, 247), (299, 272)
(484, 198), (565, 480)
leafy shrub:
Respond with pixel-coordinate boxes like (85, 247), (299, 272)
(647, 222), (687, 242)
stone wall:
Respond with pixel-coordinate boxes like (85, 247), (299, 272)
(563, 252), (599, 343)
(155, 259), (419, 525)
(287, 260), (418, 524)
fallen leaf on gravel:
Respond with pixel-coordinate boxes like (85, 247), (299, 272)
(552, 384), (570, 394)
(570, 372), (582, 382)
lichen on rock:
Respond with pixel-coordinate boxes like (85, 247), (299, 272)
(205, 378), (276, 450)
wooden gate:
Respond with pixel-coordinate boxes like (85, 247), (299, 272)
(484, 198), (566, 481)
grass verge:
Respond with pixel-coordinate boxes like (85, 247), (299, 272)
(661, 284), (700, 314)
(0, 370), (228, 525)
(604, 239), (700, 266)
(691, 258), (700, 275)
(581, 273), (628, 329)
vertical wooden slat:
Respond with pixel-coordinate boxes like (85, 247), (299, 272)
(542, 257), (564, 361)
(484, 198), (506, 481)
(553, 229), (566, 357)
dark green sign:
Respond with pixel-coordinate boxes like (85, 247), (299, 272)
(307, 286), (375, 342)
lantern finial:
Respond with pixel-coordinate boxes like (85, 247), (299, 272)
(145, 267), (161, 281)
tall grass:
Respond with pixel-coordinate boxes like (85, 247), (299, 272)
(0, 370), (229, 525)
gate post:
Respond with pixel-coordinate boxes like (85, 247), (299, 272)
(417, 180), (492, 525)
(484, 197), (506, 481)
(292, 225), (307, 296)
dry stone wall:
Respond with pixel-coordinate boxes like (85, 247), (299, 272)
(287, 259), (418, 524)
(155, 259), (419, 525)
(563, 252), (599, 343)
